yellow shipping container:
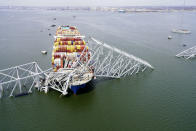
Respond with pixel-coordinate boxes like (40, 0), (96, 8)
(67, 46), (70, 50)
(54, 42), (58, 46)
(56, 38), (61, 42)
(83, 40), (86, 45)
(54, 68), (57, 72)
(76, 45), (81, 49)
(52, 57), (54, 63)
(56, 46), (59, 51)
(68, 41), (71, 45)
(70, 45), (75, 52)
(53, 48), (56, 52)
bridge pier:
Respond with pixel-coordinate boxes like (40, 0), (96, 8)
(0, 84), (3, 99)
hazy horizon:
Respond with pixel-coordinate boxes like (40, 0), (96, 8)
(0, 0), (196, 7)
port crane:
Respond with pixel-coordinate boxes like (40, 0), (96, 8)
(0, 37), (154, 98)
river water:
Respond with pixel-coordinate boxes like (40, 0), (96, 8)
(0, 9), (196, 131)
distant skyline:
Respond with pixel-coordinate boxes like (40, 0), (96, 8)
(0, 0), (196, 7)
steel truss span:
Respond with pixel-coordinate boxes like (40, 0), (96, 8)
(0, 37), (154, 98)
(0, 62), (52, 98)
(176, 46), (196, 59)
(87, 37), (154, 78)
(43, 37), (154, 96)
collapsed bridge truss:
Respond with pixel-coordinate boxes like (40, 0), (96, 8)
(86, 37), (154, 78)
(0, 37), (154, 98)
(176, 45), (196, 59)
(0, 62), (52, 98)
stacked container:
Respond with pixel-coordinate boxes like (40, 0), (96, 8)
(52, 25), (91, 71)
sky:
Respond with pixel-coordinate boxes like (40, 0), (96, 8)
(0, 0), (196, 6)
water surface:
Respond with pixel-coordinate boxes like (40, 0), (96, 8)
(0, 9), (196, 131)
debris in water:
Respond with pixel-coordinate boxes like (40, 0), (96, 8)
(172, 29), (191, 34)
(49, 33), (52, 36)
(51, 24), (56, 27)
(168, 36), (172, 39)
(183, 44), (187, 47)
(53, 18), (56, 20)
(15, 92), (30, 97)
(41, 50), (47, 54)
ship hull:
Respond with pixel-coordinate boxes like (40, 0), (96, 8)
(71, 80), (92, 94)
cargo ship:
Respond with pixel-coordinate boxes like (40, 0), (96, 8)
(51, 25), (94, 94)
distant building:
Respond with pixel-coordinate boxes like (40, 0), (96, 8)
(118, 9), (126, 13)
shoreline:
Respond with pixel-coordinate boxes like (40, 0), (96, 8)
(1, 6), (196, 13)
